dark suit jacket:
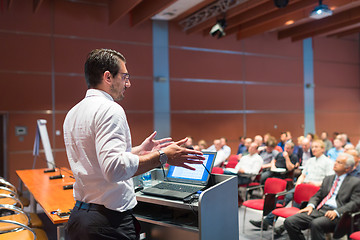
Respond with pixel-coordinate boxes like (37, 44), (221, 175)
(309, 174), (360, 215)
(296, 148), (314, 165)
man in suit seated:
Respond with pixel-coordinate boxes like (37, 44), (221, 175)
(284, 153), (360, 240)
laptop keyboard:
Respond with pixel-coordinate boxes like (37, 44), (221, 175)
(153, 182), (201, 193)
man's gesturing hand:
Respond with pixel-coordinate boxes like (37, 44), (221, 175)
(163, 138), (205, 170)
(139, 131), (172, 155)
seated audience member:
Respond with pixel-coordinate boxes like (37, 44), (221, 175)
(251, 140), (335, 234)
(224, 142), (263, 185)
(260, 141), (299, 184)
(327, 138), (344, 161)
(254, 135), (265, 151)
(346, 149), (360, 177)
(197, 139), (208, 151)
(293, 136), (304, 156)
(356, 140), (360, 155)
(344, 143), (355, 152)
(263, 133), (271, 145)
(209, 139), (227, 167)
(321, 131), (333, 154)
(220, 137), (231, 159)
(183, 136), (194, 149)
(286, 131), (292, 142)
(284, 153), (360, 240)
(238, 137), (252, 157)
(297, 138), (314, 166)
(237, 136), (246, 154)
(259, 137), (279, 169)
(306, 133), (315, 143)
(277, 132), (287, 151)
(338, 133), (350, 147)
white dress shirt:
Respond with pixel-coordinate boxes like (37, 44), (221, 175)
(222, 145), (231, 159)
(63, 89), (139, 212)
(302, 154), (334, 185)
(214, 149), (227, 167)
(235, 153), (263, 175)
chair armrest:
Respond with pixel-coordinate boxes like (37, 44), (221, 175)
(238, 173), (257, 177)
(0, 204), (30, 226)
(0, 187), (17, 198)
(0, 194), (23, 209)
(275, 190), (288, 198)
(0, 179), (17, 194)
(246, 184), (264, 192)
(0, 219), (35, 239)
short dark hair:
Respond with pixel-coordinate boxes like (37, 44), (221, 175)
(84, 49), (126, 88)
(265, 137), (277, 148)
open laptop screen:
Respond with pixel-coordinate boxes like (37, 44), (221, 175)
(166, 152), (216, 185)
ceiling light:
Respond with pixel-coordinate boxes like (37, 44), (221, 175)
(285, 20), (294, 25)
(310, 0), (333, 19)
(210, 18), (227, 39)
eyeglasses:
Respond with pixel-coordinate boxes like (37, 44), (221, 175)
(120, 73), (130, 81)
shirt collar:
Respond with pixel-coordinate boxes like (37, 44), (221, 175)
(336, 173), (347, 181)
(85, 89), (114, 102)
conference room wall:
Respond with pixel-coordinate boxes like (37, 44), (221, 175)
(169, 24), (305, 152)
(313, 37), (360, 142)
(0, 1), (156, 185)
(0, 1), (359, 185)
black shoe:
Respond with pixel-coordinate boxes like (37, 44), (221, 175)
(274, 225), (285, 236)
(249, 220), (269, 230)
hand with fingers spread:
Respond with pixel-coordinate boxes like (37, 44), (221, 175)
(133, 131), (173, 155)
(163, 138), (205, 170)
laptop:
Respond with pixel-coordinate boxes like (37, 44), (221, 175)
(141, 152), (217, 200)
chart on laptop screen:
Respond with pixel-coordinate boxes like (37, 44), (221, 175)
(172, 154), (209, 180)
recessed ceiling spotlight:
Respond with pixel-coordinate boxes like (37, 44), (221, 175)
(310, 0), (333, 19)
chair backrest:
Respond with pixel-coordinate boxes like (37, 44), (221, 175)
(211, 167), (224, 174)
(293, 184), (320, 205)
(226, 155), (239, 168)
(264, 178), (287, 195)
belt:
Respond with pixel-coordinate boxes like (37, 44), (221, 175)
(75, 201), (133, 215)
(75, 200), (107, 211)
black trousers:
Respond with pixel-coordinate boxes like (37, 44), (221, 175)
(284, 206), (339, 240)
(66, 202), (141, 240)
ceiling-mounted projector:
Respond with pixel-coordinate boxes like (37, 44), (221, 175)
(310, 1), (333, 19)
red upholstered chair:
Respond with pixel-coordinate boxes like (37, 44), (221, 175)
(271, 184), (320, 239)
(238, 168), (263, 200)
(225, 155), (239, 169)
(350, 231), (360, 240)
(242, 178), (287, 238)
(211, 167), (224, 174)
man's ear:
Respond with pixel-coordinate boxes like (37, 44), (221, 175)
(104, 71), (112, 84)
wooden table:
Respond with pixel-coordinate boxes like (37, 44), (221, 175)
(16, 168), (76, 239)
